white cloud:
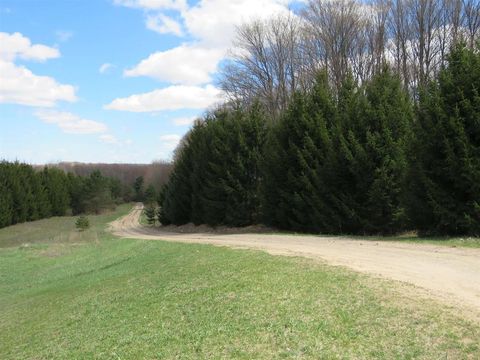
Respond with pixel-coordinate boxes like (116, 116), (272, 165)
(105, 84), (222, 112)
(0, 32), (77, 107)
(124, 45), (224, 85)
(146, 13), (183, 36)
(0, 32), (60, 62)
(183, 0), (293, 47)
(172, 116), (197, 126)
(112, 0), (296, 114)
(99, 63), (113, 74)
(113, 0), (187, 11)
(115, 0), (294, 46)
(35, 109), (108, 134)
(0, 60), (77, 107)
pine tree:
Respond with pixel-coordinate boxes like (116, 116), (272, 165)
(159, 128), (195, 225)
(83, 170), (114, 214)
(144, 184), (157, 205)
(144, 205), (156, 225)
(42, 167), (69, 216)
(75, 216), (90, 231)
(409, 44), (480, 235)
(159, 105), (267, 227)
(133, 176), (145, 202)
(326, 74), (367, 233)
(262, 73), (335, 233)
(224, 104), (267, 226)
(67, 173), (85, 215)
(0, 163), (13, 228)
(361, 66), (413, 234)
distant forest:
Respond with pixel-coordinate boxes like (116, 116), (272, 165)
(159, 0), (480, 237)
(0, 161), (172, 229)
(47, 162), (173, 191)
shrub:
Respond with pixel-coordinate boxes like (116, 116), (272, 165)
(75, 216), (90, 231)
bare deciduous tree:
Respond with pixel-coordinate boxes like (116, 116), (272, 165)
(220, 0), (479, 109)
(220, 14), (305, 119)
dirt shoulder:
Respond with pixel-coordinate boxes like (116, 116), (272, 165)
(110, 205), (480, 320)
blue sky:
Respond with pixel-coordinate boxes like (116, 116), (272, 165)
(0, 0), (300, 164)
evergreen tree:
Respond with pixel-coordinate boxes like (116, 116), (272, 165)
(109, 178), (123, 203)
(409, 44), (480, 236)
(75, 216), (90, 231)
(194, 112), (230, 225)
(31, 171), (51, 220)
(42, 167), (69, 216)
(67, 173), (85, 215)
(83, 170), (114, 214)
(159, 105), (267, 227)
(224, 104), (267, 226)
(262, 73), (335, 232)
(144, 205), (156, 225)
(133, 176), (145, 202)
(159, 129), (195, 225)
(326, 74), (367, 233)
(360, 67), (413, 234)
(144, 184), (157, 205)
(0, 163), (13, 228)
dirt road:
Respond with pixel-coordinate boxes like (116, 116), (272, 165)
(110, 205), (480, 317)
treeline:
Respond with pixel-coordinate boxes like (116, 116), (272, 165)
(48, 161), (173, 191)
(222, 0), (480, 118)
(0, 162), (130, 229)
(160, 44), (480, 236)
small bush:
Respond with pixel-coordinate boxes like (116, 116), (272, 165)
(75, 216), (90, 231)
(144, 205), (156, 225)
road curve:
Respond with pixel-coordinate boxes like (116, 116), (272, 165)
(110, 205), (480, 318)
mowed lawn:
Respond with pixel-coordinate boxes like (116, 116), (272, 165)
(0, 206), (479, 359)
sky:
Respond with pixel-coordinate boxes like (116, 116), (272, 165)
(0, 0), (302, 164)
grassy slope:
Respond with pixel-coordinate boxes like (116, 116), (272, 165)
(0, 207), (479, 359)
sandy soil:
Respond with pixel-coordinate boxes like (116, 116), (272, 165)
(110, 204), (480, 318)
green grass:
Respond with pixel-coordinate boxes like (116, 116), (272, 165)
(0, 203), (133, 249)
(266, 231), (480, 248)
(0, 207), (479, 359)
(385, 234), (480, 248)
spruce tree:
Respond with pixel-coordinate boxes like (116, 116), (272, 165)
(83, 170), (114, 214)
(224, 104), (267, 226)
(144, 184), (157, 205)
(262, 73), (335, 232)
(409, 44), (480, 235)
(327, 74), (367, 233)
(42, 167), (69, 216)
(67, 173), (85, 215)
(361, 67), (413, 234)
(159, 129), (195, 225)
(144, 205), (156, 225)
(133, 176), (145, 202)
(0, 163), (13, 228)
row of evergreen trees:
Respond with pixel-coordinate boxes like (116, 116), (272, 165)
(159, 104), (266, 227)
(159, 44), (480, 236)
(0, 163), (127, 229)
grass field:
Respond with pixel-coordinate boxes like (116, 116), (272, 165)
(0, 206), (479, 359)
